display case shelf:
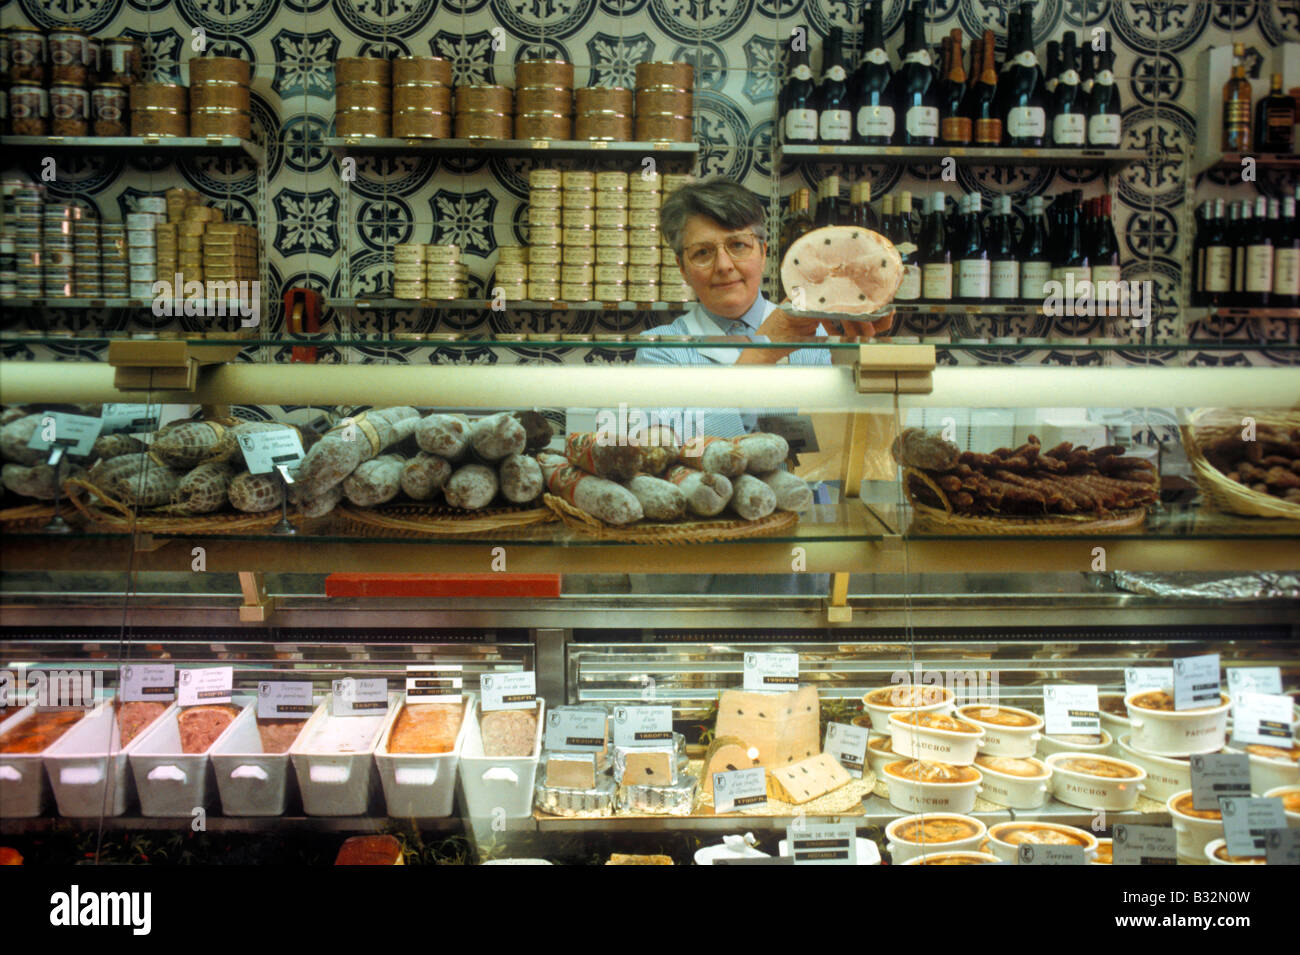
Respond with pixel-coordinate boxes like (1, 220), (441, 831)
(323, 297), (691, 312)
(323, 137), (698, 157)
(777, 144), (1146, 168)
(1196, 306), (1300, 321)
(0, 134), (264, 164)
(1198, 151), (1300, 176)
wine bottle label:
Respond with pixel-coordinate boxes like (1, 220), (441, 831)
(1234, 248), (1245, 292)
(922, 262), (953, 300)
(906, 106), (939, 138)
(792, 64), (813, 81)
(897, 263), (922, 300)
(1053, 113), (1085, 144)
(1020, 260), (1051, 299)
(1273, 248), (1300, 295)
(1205, 246), (1231, 292)
(1246, 245), (1274, 292)
(784, 108), (818, 141)
(824, 65), (847, 82)
(896, 241), (918, 257)
(1091, 264), (1122, 286)
(1052, 265), (1092, 287)
(1096, 70), (1115, 86)
(1007, 106), (1046, 137)
(857, 104), (895, 137)
(903, 51), (932, 68)
(942, 115), (972, 142)
(958, 258), (991, 297)
(1058, 69), (1080, 86)
(819, 109), (852, 141)
(973, 117), (1003, 143)
(1087, 113), (1121, 145)
(1015, 51), (1038, 69)
(865, 49), (889, 65)
(990, 260), (1020, 298)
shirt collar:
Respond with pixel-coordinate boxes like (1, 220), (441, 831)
(699, 292), (770, 333)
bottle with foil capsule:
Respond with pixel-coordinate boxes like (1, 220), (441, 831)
(1086, 35), (1122, 148)
(1255, 72), (1295, 153)
(1091, 195), (1122, 289)
(940, 29), (971, 145)
(956, 192), (990, 301)
(1018, 195), (1050, 300)
(988, 195), (1019, 301)
(1221, 42), (1251, 153)
(854, 0), (895, 145)
(817, 27), (853, 144)
(1273, 195), (1300, 307)
(781, 39), (818, 144)
(919, 191), (953, 302)
(1002, 3), (1047, 146)
(966, 29), (1001, 146)
(1201, 198), (1232, 307)
(1051, 33), (1085, 147)
(1243, 195), (1274, 307)
(895, 191), (921, 301)
(895, 0), (939, 146)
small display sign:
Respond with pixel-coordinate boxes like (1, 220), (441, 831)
(119, 664), (175, 703)
(1043, 684), (1101, 737)
(257, 682), (314, 719)
(743, 652), (799, 692)
(713, 767), (767, 813)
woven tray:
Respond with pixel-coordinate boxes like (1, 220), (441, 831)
(544, 493), (799, 543)
(903, 467), (1149, 535)
(63, 476), (284, 534)
(336, 501), (557, 537)
(1182, 408), (1300, 521)
(692, 759), (874, 816)
(0, 502), (61, 529)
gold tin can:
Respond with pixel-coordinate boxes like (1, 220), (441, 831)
(529, 281), (560, 301)
(627, 282), (659, 300)
(516, 86), (573, 114)
(515, 111), (571, 140)
(659, 265), (685, 281)
(454, 84), (512, 113)
(425, 263), (468, 281)
(576, 86), (633, 113)
(529, 188), (563, 210)
(594, 282), (626, 301)
(561, 282), (593, 301)
(529, 169), (562, 190)
(627, 227), (662, 247)
(629, 173), (662, 193)
(635, 88), (693, 116)
(515, 59), (575, 89)
(393, 280), (426, 299)
(629, 207), (660, 229)
(628, 190), (663, 210)
(530, 225), (563, 246)
(528, 263), (560, 283)
(190, 56), (251, 86)
(595, 190), (629, 209)
(393, 243), (427, 262)
(335, 82), (390, 110)
(662, 173), (694, 192)
(561, 206), (594, 228)
(594, 264), (627, 284)
(561, 170), (595, 190)
(131, 108), (187, 136)
(561, 189), (595, 209)
(204, 222), (243, 236)
(393, 109), (451, 138)
(392, 56), (453, 86)
(393, 262), (425, 281)
(594, 244), (628, 265)
(498, 246), (528, 265)
(335, 57), (391, 85)
(454, 110), (511, 139)
(131, 83), (187, 110)
(562, 226), (595, 247)
(425, 282), (468, 299)
(575, 111), (632, 141)
(561, 264), (593, 284)
(530, 206), (563, 226)
(495, 263), (528, 283)
(629, 245), (661, 266)
(528, 244), (562, 266)
(635, 61), (694, 90)
(627, 264), (659, 284)
(392, 82), (451, 112)
(562, 245), (597, 266)
(595, 207), (628, 229)
(635, 114), (693, 142)
(494, 281), (527, 298)
(595, 171), (628, 190)
(191, 107), (251, 138)
(594, 227), (627, 246)
(334, 107), (389, 138)
(424, 243), (461, 263)
(190, 81), (250, 111)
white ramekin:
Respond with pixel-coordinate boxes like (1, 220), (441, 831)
(1167, 789), (1224, 864)
(1116, 734), (1192, 802)
(860, 686), (955, 734)
(885, 813), (988, 864)
(882, 760), (982, 814)
(1222, 744), (1299, 794)
(1263, 785), (1300, 827)
(1204, 837), (1267, 866)
(888, 711), (984, 765)
(985, 821), (1099, 865)
(972, 755), (1052, 809)
(900, 851), (1001, 865)
(1099, 694), (1132, 737)
(1090, 838), (1113, 865)
(1126, 691), (1230, 757)
(866, 735), (901, 777)
(956, 704), (1043, 757)
(1046, 752), (1147, 811)
(1036, 728), (1113, 758)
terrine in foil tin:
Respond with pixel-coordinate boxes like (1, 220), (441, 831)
(534, 775), (617, 816)
(617, 774), (697, 816)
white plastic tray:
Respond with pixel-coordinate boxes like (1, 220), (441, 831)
(459, 700), (545, 819)
(45, 699), (175, 817)
(290, 692), (400, 817)
(129, 696), (250, 817)
(375, 694), (476, 818)
(211, 699), (318, 817)
(1, 701), (107, 818)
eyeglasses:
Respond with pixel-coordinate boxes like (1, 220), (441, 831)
(681, 232), (762, 269)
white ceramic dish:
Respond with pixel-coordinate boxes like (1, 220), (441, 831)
(1125, 691), (1230, 757)
(860, 686), (954, 735)
(694, 834), (770, 865)
(985, 821), (1099, 864)
(44, 699), (172, 817)
(1204, 837), (1266, 865)
(459, 700), (545, 819)
(129, 697), (250, 817)
(1037, 728), (1113, 758)
(956, 704), (1043, 757)
(1115, 734), (1192, 802)
(1167, 789), (1224, 864)
(1223, 743), (1300, 794)
(1099, 695), (1132, 737)
(290, 692), (401, 817)
(866, 735), (900, 777)
(882, 760), (982, 814)
(1046, 752), (1147, 811)
(210, 698), (317, 817)
(900, 851), (1002, 865)
(888, 711), (984, 765)
(971, 755), (1051, 809)
(885, 813), (988, 864)
(1, 702), (106, 818)
(375, 694), (476, 818)
(1090, 838), (1112, 865)
(1263, 784), (1300, 827)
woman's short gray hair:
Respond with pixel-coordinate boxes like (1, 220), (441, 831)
(659, 177), (767, 257)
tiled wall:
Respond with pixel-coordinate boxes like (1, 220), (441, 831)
(3, 0), (1299, 373)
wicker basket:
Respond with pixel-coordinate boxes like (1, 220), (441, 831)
(543, 493), (798, 542)
(1182, 408), (1300, 521)
(63, 476), (285, 534)
(0, 503), (62, 529)
(336, 501), (558, 538)
(902, 467), (1149, 535)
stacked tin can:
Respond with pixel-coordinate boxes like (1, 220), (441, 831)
(526, 168), (562, 301)
(130, 82), (187, 136)
(3, 178), (42, 298)
(514, 60), (573, 140)
(73, 210), (101, 298)
(8, 27), (49, 135)
(203, 222), (258, 296)
(626, 171), (664, 302)
(100, 224), (128, 297)
(392, 56), (452, 138)
(493, 245), (527, 300)
(334, 57), (390, 138)
(593, 171), (631, 302)
(127, 197), (166, 298)
(634, 62), (694, 142)
(454, 84), (511, 139)
(0, 178), (20, 296)
(659, 173), (695, 302)
(562, 170), (596, 301)
(165, 187), (201, 223)
(391, 243), (426, 299)
(41, 203), (78, 298)
(189, 56), (251, 139)
(424, 244), (467, 299)
(575, 86), (633, 142)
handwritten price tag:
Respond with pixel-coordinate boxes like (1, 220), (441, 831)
(1043, 684), (1100, 737)
(238, 428), (305, 476)
(713, 768), (767, 813)
(1173, 653), (1221, 710)
(101, 403), (162, 434)
(743, 652), (799, 692)
(824, 722), (869, 778)
(331, 678), (388, 716)
(177, 667), (233, 706)
(119, 664), (175, 703)
(257, 682), (314, 719)
(612, 705), (673, 747)
(26, 412), (102, 458)
(480, 671), (536, 712)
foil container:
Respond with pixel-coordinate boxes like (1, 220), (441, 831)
(617, 774), (697, 816)
(534, 775), (616, 816)
(1109, 572), (1300, 600)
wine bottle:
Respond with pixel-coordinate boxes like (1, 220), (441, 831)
(1092, 194), (1122, 290)
(1273, 195), (1300, 307)
(957, 192), (991, 300)
(1256, 72), (1296, 153)
(895, 192), (922, 301)
(919, 191), (953, 301)
(940, 29), (971, 145)
(859, 180), (878, 230)
(1244, 195), (1274, 306)
(1052, 33), (1085, 147)
(817, 27), (853, 144)
(1191, 199), (1210, 306)
(1230, 200), (1247, 305)
(782, 39), (819, 144)
(854, 0), (895, 145)
(1053, 190), (1089, 291)
(1222, 42), (1252, 153)
(896, 1), (940, 146)
(1019, 195), (1050, 300)
(813, 177), (829, 228)
(1087, 35), (1122, 148)
(1203, 198), (1232, 307)
(880, 193), (896, 243)
(1003, 3), (1047, 147)
(1044, 40), (1061, 96)
(965, 29), (1002, 146)
(989, 195), (1019, 301)
(779, 188), (814, 299)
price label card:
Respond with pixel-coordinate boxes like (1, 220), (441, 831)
(713, 767), (767, 813)
(743, 652), (799, 692)
(177, 667), (233, 706)
(479, 671), (536, 712)
(1173, 653), (1221, 711)
(1124, 667), (1172, 698)
(1226, 667), (1283, 698)
(256, 681), (314, 719)
(101, 403), (162, 434)
(1112, 824), (1178, 866)
(544, 708), (607, 752)
(119, 664), (175, 703)
(757, 415), (820, 455)
(824, 722), (869, 779)
(26, 412), (103, 457)
(787, 823), (857, 865)
(1017, 843), (1084, 865)
(612, 705), (673, 747)
(1043, 684), (1101, 737)
(237, 427), (305, 475)
(1220, 796), (1287, 858)
(1232, 691), (1295, 747)
(331, 678), (388, 716)
(1265, 827), (1300, 866)
(714, 857), (793, 866)
(405, 664), (462, 703)
(1190, 752), (1251, 812)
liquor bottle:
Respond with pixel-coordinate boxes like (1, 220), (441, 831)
(1229, 200), (1247, 304)
(1002, 3), (1047, 146)
(1053, 190), (1089, 291)
(957, 192), (991, 300)
(896, 1), (940, 146)
(1203, 198), (1232, 307)
(940, 29), (971, 145)
(854, 0), (895, 145)
(817, 27), (853, 144)
(965, 28), (1002, 146)
(919, 191), (953, 301)
(989, 195), (1019, 300)
(1244, 195), (1274, 306)
(1044, 40), (1061, 96)
(1273, 195), (1300, 307)
(1256, 73), (1296, 153)
(1019, 195), (1051, 300)
(1052, 33), (1085, 147)
(895, 192), (922, 301)
(1087, 35), (1122, 148)
(1091, 194), (1122, 288)
(782, 40), (818, 144)
(1190, 199), (1211, 306)
(1222, 42), (1252, 153)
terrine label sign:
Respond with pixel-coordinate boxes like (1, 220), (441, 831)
(612, 705), (672, 746)
(405, 664), (462, 703)
(480, 671), (536, 712)
(1220, 796), (1286, 857)
(1190, 752), (1251, 811)
(1226, 666), (1282, 698)
(26, 412), (103, 458)
(787, 823), (857, 865)
(545, 709), (606, 752)
(238, 428), (305, 475)
(1112, 824), (1177, 866)
(824, 721), (869, 778)
(1043, 684), (1100, 736)
(1266, 828), (1300, 866)
(1018, 843), (1084, 865)
(120, 663), (175, 703)
(177, 666), (232, 706)
(744, 652), (799, 691)
(332, 677), (387, 715)
(101, 403), (162, 434)
(713, 767), (767, 813)
(1231, 691), (1294, 747)
(257, 681), (314, 719)
(1173, 653), (1221, 710)
(1124, 667), (1172, 697)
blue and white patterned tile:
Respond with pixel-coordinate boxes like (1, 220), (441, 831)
(1117, 103), (1195, 208)
(1108, 1), (1212, 56)
(328, 0), (440, 43)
